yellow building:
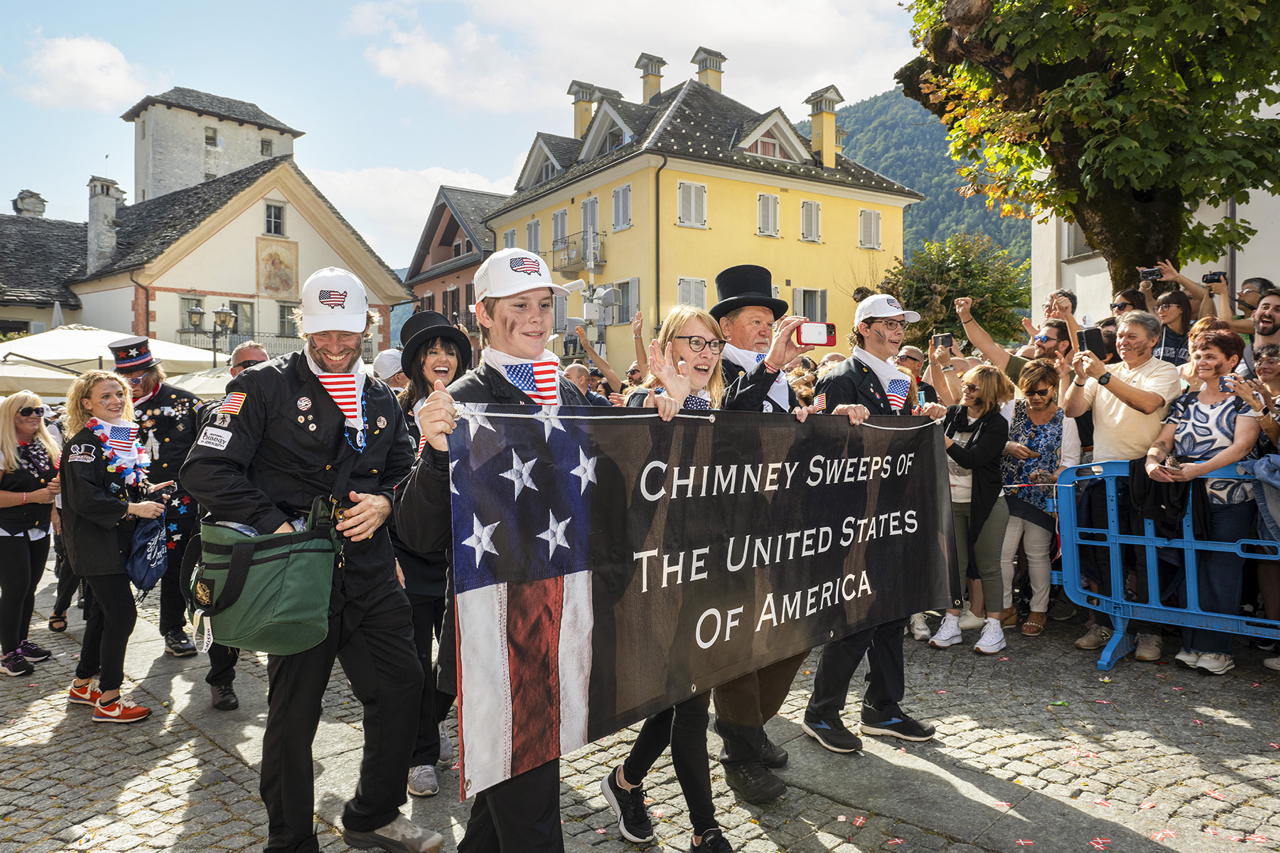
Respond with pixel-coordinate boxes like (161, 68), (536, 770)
(485, 48), (923, 370)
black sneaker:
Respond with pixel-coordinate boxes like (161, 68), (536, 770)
(1048, 598), (1077, 622)
(722, 761), (786, 804)
(599, 766), (653, 843)
(760, 735), (788, 768)
(0, 650), (33, 677)
(17, 639), (51, 663)
(860, 708), (935, 742)
(692, 827), (734, 852)
(210, 683), (239, 711)
(800, 716), (862, 753)
(164, 630), (197, 658)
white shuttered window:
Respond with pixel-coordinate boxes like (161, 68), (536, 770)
(676, 278), (707, 309)
(859, 209), (882, 249)
(677, 182), (707, 227)
(801, 201), (821, 242)
(757, 193), (779, 236)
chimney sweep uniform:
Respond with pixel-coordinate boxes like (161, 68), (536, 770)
(110, 336), (200, 657)
(183, 269), (440, 853)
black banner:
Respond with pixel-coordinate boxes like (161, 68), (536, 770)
(448, 406), (953, 796)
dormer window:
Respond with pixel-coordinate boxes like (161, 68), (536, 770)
(604, 127), (626, 151)
(747, 130), (791, 161)
(539, 160), (558, 183)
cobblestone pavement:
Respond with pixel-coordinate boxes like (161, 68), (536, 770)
(2, 571), (1278, 852)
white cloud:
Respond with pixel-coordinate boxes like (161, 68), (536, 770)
(16, 35), (162, 112)
(351, 0), (915, 117)
(309, 164), (516, 269)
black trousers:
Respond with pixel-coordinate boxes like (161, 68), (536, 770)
(51, 533), (84, 617)
(712, 651), (807, 763)
(178, 533), (239, 685)
(408, 592), (449, 766)
(0, 532), (50, 653)
(74, 574), (136, 692)
(260, 581), (422, 853)
(806, 617), (908, 722)
(458, 760), (563, 853)
(157, 515), (196, 635)
(622, 693), (716, 836)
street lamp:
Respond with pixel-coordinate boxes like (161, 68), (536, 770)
(187, 304), (238, 367)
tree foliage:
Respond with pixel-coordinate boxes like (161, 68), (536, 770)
(896, 0), (1280, 288)
(879, 232), (1029, 351)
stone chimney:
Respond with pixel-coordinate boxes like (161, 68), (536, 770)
(567, 81), (598, 138)
(11, 190), (47, 218)
(691, 47), (726, 92)
(804, 85), (844, 169)
(87, 176), (125, 275)
(635, 53), (667, 104)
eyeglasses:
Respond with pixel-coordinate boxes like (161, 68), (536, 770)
(871, 319), (908, 331)
(962, 382), (980, 394)
(673, 335), (726, 353)
(232, 359), (266, 370)
(1024, 388), (1051, 398)
(1155, 302), (1176, 311)
(17, 406), (46, 417)
(1109, 302), (1132, 311)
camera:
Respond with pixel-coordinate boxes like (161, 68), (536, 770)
(1202, 271), (1227, 284)
(1138, 268), (1162, 282)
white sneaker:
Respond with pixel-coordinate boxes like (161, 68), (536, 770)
(958, 610), (985, 631)
(1195, 653), (1235, 675)
(928, 613), (963, 648)
(974, 618), (1006, 655)
(343, 814), (443, 852)
(909, 613), (931, 641)
(1173, 648), (1200, 669)
(1266, 656), (1280, 672)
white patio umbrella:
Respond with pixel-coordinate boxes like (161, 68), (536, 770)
(166, 365), (234, 400)
(0, 325), (222, 376)
(0, 357), (79, 398)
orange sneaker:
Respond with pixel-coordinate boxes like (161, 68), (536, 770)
(68, 681), (102, 707)
(93, 696), (151, 724)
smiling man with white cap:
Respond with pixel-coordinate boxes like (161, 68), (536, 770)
(395, 247), (590, 852)
(184, 267), (442, 853)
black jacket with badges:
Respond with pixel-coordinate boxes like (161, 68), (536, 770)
(0, 442), (58, 534)
(722, 359), (797, 413)
(60, 427), (143, 576)
(182, 351), (415, 595)
(135, 383), (201, 522)
(814, 355), (908, 416)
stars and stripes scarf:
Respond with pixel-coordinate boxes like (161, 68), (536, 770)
(304, 351), (368, 443)
(86, 417), (148, 485)
(483, 348), (562, 407)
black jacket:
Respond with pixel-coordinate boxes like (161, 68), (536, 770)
(815, 355), (909, 416)
(60, 427), (142, 576)
(722, 360), (797, 413)
(182, 351), (414, 595)
(135, 383), (201, 518)
(0, 442), (57, 534)
(942, 405), (1009, 561)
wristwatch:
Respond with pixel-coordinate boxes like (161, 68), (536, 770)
(1098, 372), (1112, 386)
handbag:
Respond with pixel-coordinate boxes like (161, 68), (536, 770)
(189, 453), (356, 656)
(126, 516), (168, 594)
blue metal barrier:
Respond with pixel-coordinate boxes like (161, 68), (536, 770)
(1053, 461), (1280, 670)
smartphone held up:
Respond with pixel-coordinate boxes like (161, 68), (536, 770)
(795, 322), (836, 347)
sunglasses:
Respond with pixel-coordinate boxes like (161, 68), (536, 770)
(1032, 334), (1057, 343)
(673, 335), (726, 353)
(125, 374), (145, 385)
(962, 382), (980, 394)
(1024, 388), (1051, 398)
(18, 406), (46, 417)
(1109, 302), (1132, 311)
(232, 359), (266, 370)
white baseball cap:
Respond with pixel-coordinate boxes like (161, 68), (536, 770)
(372, 349), (403, 380)
(473, 248), (575, 307)
(855, 293), (920, 326)
(301, 267), (369, 334)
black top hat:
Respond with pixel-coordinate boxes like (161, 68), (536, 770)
(108, 335), (162, 374)
(400, 311), (472, 384)
(709, 264), (788, 321)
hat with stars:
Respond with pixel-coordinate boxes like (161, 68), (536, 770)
(108, 335), (162, 374)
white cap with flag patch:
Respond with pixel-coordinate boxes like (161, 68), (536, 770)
(301, 267), (369, 334)
(855, 293), (921, 326)
(474, 248), (576, 307)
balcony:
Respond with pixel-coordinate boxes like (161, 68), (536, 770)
(551, 230), (606, 273)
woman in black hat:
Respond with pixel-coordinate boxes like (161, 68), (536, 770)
(391, 311), (472, 799)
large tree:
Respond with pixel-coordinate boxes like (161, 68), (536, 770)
(896, 0), (1280, 288)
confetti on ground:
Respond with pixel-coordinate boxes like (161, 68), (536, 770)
(1203, 827), (1220, 836)
(837, 815), (847, 822)
(852, 816), (867, 827)
(936, 690), (948, 694)
(1094, 700), (1113, 704)
(1089, 838), (1111, 850)
(1151, 830), (1177, 841)
(887, 839), (904, 845)
(993, 801), (1013, 808)
(1015, 841), (1035, 847)
(1251, 682), (1261, 688)
(1099, 676), (1112, 683)
(1205, 789), (1226, 801)
(1049, 700), (1068, 706)
(1094, 799), (1113, 807)
(1245, 833), (1268, 843)
(1172, 687), (1185, 692)
(1139, 802), (1157, 810)
(1269, 743), (1280, 750)
(594, 828), (605, 834)
(1192, 718), (1204, 726)
(998, 656), (1010, 661)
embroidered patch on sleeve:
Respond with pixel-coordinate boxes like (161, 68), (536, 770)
(196, 427), (232, 450)
(217, 393), (247, 415)
(813, 393), (826, 412)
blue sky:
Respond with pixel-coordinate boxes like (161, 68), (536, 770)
(0, 1), (918, 268)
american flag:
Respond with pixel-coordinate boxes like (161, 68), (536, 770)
(682, 395), (711, 410)
(317, 374), (360, 420)
(318, 289), (347, 308)
(106, 423), (138, 455)
(886, 377), (910, 411)
(508, 255), (542, 275)
(217, 392), (246, 415)
(503, 362), (560, 406)
(813, 393), (826, 412)
(450, 404), (593, 797)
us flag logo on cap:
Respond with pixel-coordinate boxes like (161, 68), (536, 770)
(509, 256), (541, 275)
(318, 290), (348, 308)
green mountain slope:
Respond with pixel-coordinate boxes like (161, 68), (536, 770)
(806, 89), (1031, 263)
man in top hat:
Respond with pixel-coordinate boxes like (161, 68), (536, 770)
(800, 292), (942, 756)
(108, 335), (200, 658)
(183, 268), (441, 853)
